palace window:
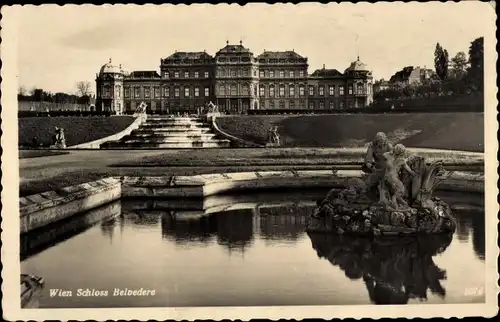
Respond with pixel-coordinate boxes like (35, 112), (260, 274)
(144, 87), (150, 98)
(184, 87), (190, 97)
(164, 87), (170, 97)
(104, 85), (110, 98)
(184, 71), (189, 78)
(232, 70), (237, 77)
(279, 100), (285, 109)
(299, 100), (305, 109)
(339, 101), (344, 109)
(299, 85), (305, 97)
(349, 101), (354, 108)
(124, 87), (130, 98)
(289, 85), (295, 97)
(174, 87), (180, 97)
(174, 72), (179, 78)
(309, 86), (315, 96)
(254, 85), (258, 96)
(279, 85), (285, 97)
(319, 101), (325, 109)
(205, 71), (209, 78)
(269, 100), (275, 109)
(290, 71), (294, 78)
(134, 87), (140, 98)
(259, 85), (265, 97)
(329, 101), (335, 109)
(219, 85), (225, 96)
(357, 84), (364, 95)
(289, 100), (295, 109)
(194, 87), (200, 97)
(329, 85), (335, 96)
(299, 70), (304, 77)
(269, 85), (275, 97)
(270, 70), (275, 78)
(242, 85), (249, 96)
(205, 87), (210, 97)
(154, 87), (160, 98)
(194, 72), (199, 78)
(254, 70), (257, 76)
(319, 86), (325, 96)
(279, 70), (285, 78)
(164, 72), (169, 79)
(260, 70), (265, 78)
(339, 85), (345, 96)
(230, 85), (237, 96)
(309, 101), (315, 109)
(348, 84), (353, 95)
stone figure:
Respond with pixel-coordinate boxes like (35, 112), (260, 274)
(267, 126), (280, 145)
(53, 127), (66, 149)
(380, 144), (416, 210)
(362, 132), (393, 203)
(207, 101), (218, 113)
(308, 131), (456, 235)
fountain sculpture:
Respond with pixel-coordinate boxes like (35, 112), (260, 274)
(307, 132), (457, 235)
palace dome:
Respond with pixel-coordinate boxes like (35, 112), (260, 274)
(99, 59), (125, 75)
(345, 56), (368, 73)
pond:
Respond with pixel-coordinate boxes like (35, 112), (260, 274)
(21, 189), (485, 308)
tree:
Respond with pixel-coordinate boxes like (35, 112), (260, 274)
(76, 81), (92, 97)
(467, 37), (484, 92)
(434, 43), (449, 81)
(450, 51), (468, 79)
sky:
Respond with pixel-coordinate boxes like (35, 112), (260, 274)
(12, 2), (494, 94)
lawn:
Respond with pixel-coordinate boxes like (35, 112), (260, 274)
(19, 150), (71, 159)
(215, 112), (484, 152)
(18, 116), (136, 147)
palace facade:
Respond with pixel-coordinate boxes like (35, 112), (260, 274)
(95, 41), (373, 114)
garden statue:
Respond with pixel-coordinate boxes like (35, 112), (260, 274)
(53, 127), (66, 149)
(308, 132), (456, 235)
(267, 126), (280, 146)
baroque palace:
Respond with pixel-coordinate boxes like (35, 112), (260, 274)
(95, 41), (373, 114)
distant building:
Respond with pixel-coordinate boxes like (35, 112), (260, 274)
(373, 79), (391, 93)
(95, 42), (374, 114)
(388, 66), (435, 88)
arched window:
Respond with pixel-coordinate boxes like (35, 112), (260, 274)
(357, 83), (364, 95)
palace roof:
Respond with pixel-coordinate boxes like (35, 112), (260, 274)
(127, 71), (161, 79)
(165, 51), (213, 60)
(216, 43), (252, 55)
(310, 68), (343, 77)
(257, 51), (305, 60)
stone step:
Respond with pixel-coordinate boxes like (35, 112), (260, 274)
(122, 136), (221, 143)
(146, 117), (202, 122)
(101, 140), (230, 149)
(133, 128), (212, 134)
(126, 133), (217, 139)
(143, 121), (206, 127)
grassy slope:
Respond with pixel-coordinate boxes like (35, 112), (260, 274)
(19, 116), (135, 147)
(216, 113), (484, 152)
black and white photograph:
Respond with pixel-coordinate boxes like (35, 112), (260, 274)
(1, 2), (498, 320)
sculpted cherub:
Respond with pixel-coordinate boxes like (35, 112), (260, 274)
(381, 144), (417, 210)
(362, 132), (393, 203)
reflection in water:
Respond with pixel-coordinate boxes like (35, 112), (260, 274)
(21, 201), (121, 261)
(454, 210), (485, 260)
(307, 232), (453, 305)
(20, 192), (485, 308)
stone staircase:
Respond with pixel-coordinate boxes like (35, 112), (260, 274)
(100, 116), (231, 149)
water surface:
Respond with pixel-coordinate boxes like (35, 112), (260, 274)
(21, 190), (485, 308)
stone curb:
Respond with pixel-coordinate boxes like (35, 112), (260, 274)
(20, 177), (121, 234)
(20, 170), (484, 233)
